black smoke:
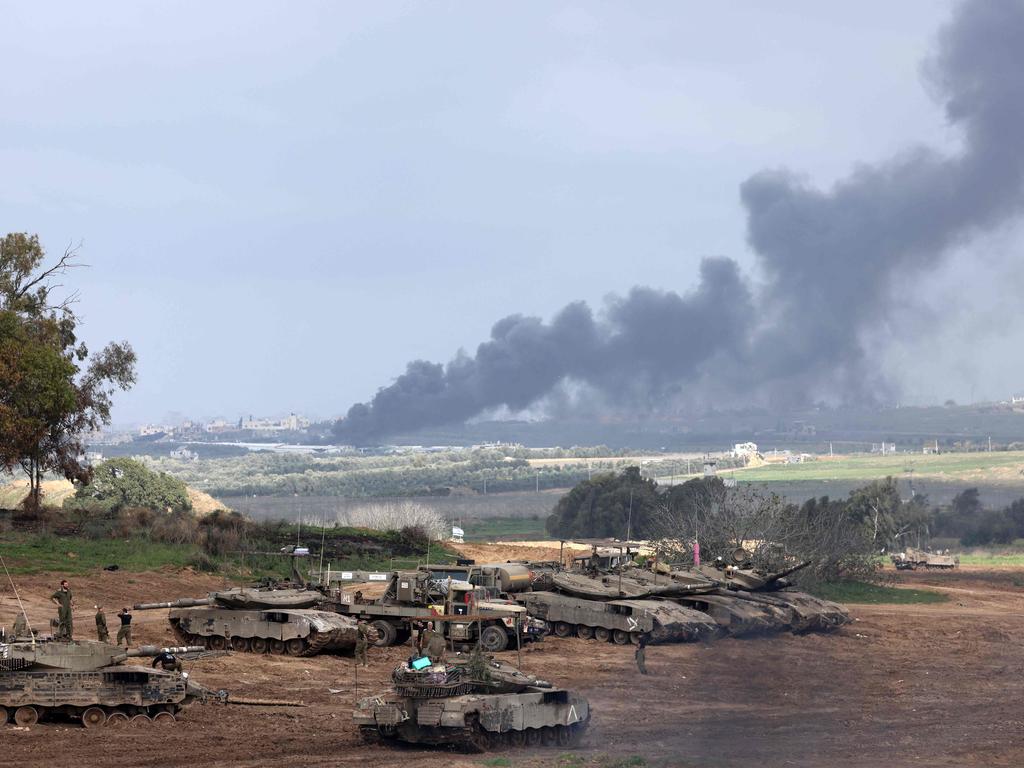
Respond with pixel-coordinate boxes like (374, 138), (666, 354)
(336, 0), (1024, 444)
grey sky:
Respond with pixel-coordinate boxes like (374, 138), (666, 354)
(4, 1), (1018, 425)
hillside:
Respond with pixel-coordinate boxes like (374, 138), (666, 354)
(0, 477), (229, 515)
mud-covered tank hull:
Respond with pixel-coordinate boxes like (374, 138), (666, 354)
(355, 688), (590, 751)
(0, 664), (201, 727)
(516, 591), (718, 644)
(168, 607), (356, 656)
(674, 588), (849, 636)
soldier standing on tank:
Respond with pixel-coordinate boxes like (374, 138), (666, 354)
(50, 579), (74, 639)
(355, 620), (370, 666)
(116, 607), (133, 646)
(635, 633), (649, 675)
(94, 605), (110, 642)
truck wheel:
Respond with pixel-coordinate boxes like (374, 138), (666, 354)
(480, 625), (509, 652)
(371, 620), (397, 647)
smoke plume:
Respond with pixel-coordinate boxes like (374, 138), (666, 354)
(336, 0), (1024, 444)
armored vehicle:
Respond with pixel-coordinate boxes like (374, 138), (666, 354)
(891, 548), (959, 570)
(516, 591), (719, 644)
(324, 570), (542, 652)
(134, 586), (357, 656)
(0, 639), (211, 727)
(354, 653), (590, 751)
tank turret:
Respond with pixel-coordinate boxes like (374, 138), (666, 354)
(354, 651), (589, 751)
(2, 640), (204, 672)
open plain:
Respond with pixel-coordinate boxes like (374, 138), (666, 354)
(1, 550), (1021, 768)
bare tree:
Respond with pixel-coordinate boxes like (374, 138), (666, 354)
(338, 500), (447, 540)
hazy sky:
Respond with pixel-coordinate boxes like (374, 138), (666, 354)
(4, 1), (1021, 425)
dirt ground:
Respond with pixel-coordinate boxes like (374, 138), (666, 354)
(3, 564), (1024, 767)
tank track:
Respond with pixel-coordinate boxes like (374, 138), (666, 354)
(173, 625), (353, 657)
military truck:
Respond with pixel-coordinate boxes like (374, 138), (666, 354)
(325, 569), (540, 652)
(354, 652), (590, 751)
(0, 639), (211, 727)
(134, 586), (358, 656)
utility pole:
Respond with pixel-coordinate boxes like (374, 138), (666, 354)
(988, 436), (992, 452)
(535, 470), (539, 493)
(829, 442), (833, 457)
(483, 477), (487, 495)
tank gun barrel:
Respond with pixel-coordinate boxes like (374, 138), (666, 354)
(765, 560), (811, 582)
(133, 597), (216, 610)
(125, 645), (206, 657)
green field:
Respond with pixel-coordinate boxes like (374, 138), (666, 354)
(720, 451), (1024, 484)
(812, 580), (948, 604)
(0, 534), (200, 575)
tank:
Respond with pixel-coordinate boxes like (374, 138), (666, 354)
(0, 638), (214, 727)
(353, 652), (590, 751)
(516, 591), (719, 644)
(133, 586), (357, 656)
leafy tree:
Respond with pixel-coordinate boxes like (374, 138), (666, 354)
(545, 466), (659, 539)
(67, 458), (192, 514)
(0, 233), (136, 510)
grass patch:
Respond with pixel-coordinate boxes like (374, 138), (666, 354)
(1, 533), (199, 575)
(481, 759), (512, 768)
(957, 552), (1024, 566)
(463, 515), (548, 541)
(813, 580), (948, 604)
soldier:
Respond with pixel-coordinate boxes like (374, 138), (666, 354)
(634, 633), (649, 675)
(421, 625), (447, 663)
(95, 605), (109, 642)
(355, 620), (370, 667)
(50, 579), (74, 639)
(152, 650), (183, 672)
(12, 610), (29, 639)
(116, 607), (133, 646)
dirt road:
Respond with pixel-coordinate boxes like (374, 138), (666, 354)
(2, 567), (1023, 767)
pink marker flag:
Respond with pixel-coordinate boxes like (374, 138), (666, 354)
(693, 539), (701, 567)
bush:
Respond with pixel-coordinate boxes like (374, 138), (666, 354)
(67, 458), (191, 513)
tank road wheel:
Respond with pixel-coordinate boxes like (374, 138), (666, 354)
(209, 635), (227, 651)
(269, 639), (286, 655)
(553, 621), (574, 638)
(130, 714), (152, 726)
(251, 637), (269, 654)
(612, 629), (630, 645)
(594, 627), (611, 643)
(629, 632), (642, 645)
(508, 730), (526, 748)
(13, 706), (38, 727)
(371, 620), (397, 647)
(524, 728), (541, 747)
(541, 726), (558, 746)
(0, 707), (8, 726)
(105, 712), (129, 727)
(81, 707), (106, 728)
(285, 638), (307, 656)
(230, 636), (251, 652)
(152, 711), (176, 726)
(577, 625), (594, 640)
(479, 625), (509, 653)
(556, 725), (572, 747)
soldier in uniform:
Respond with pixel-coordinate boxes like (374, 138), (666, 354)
(421, 625), (447, 663)
(116, 607), (133, 646)
(354, 620), (371, 666)
(634, 632), (649, 675)
(95, 605), (109, 642)
(12, 611), (29, 639)
(50, 579), (74, 639)
(152, 650), (183, 672)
